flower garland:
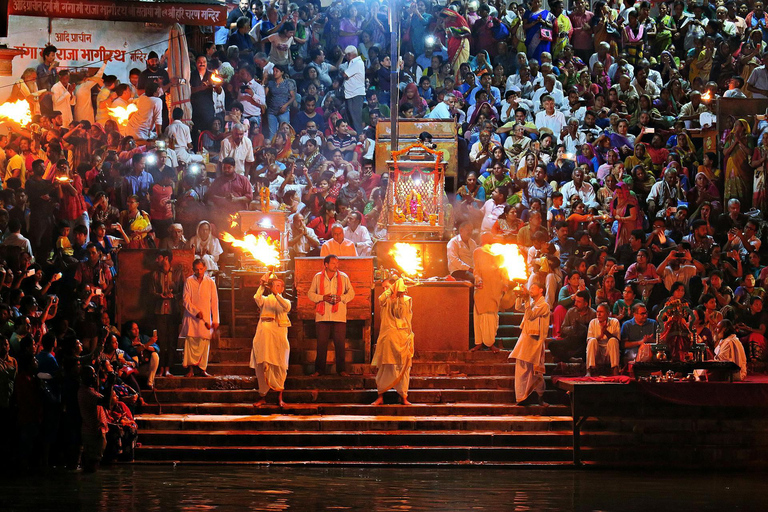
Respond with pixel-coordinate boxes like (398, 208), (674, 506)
(259, 187), (271, 213)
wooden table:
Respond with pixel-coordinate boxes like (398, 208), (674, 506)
(373, 281), (472, 352)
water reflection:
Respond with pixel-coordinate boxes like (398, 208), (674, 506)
(1, 466), (765, 512)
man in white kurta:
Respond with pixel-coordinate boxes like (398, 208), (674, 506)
(250, 275), (292, 406)
(307, 255), (356, 375)
(179, 259), (219, 377)
(343, 212), (373, 256)
(509, 281), (551, 405)
(371, 278), (414, 405)
(320, 223), (358, 257)
(586, 303), (621, 376)
(51, 71), (75, 128)
(472, 235), (507, 351)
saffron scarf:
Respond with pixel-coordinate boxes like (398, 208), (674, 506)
(316, 271), (343, 315)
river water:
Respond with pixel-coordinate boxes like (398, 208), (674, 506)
(1, 466), (764, 511)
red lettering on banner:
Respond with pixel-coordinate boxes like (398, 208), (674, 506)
(9, 0), (226, 26)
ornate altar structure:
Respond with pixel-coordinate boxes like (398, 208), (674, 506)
(386, 143), (446, 240)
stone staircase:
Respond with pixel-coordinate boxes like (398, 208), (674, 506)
(132, 305), (626, 465)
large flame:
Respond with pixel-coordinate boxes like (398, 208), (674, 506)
(0, 100), (32, 126)
(488, 243), (528, 281)
(222, 232), (280, 267)
(108, 104), (138, 125)
(389, 243), (423, 277)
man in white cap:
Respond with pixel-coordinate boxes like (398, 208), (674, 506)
(342, 45), (366, 135)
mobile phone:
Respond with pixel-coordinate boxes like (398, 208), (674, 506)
(95, 288), (102, 295)
(674, 252), (685, 258)
(26, 269), (35, 277)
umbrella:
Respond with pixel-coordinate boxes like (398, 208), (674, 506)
(168, 23), (192, 125)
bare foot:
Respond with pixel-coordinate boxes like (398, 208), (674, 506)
(200, 371), (212, 377)
(470, 344), (483, 352)
(490, 344), (500, 353)
(401, 397), (412, 406)
(309, 372), (320, 377)
(612, 367), (620, 376)
(185, 370), (194, 378)
(338, 371), (350, 377)
(252, 399), (267, 407)
(585, 369), (593, 378)
(278, 400), (286, 408)
(371, 395), (384, 406)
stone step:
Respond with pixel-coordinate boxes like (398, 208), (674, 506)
(154, 375), (521, 390)
(137, 429), (603, 448)
(135, 414), (575, 432)
(205, 361), (551, 376)
(150, 388), (568, 405)
(138, 402), (571, 416)
(133, 445), (576, 463)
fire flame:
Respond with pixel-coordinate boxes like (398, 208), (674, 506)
(210, 72), (223, 84)
(488, 243), (528, 281)
(0, 100), (32, 126)
(389, 243), (423, 277)
(229, 214), (239, 229)
(108, 104), (138, 125)
(701, 90), (712, 101)
(221, 232), (280, 267)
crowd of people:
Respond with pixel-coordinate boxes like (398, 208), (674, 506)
(1, 0), (766, 471)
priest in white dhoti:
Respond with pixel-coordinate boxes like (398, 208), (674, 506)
(179, 259), (219, 377)
(586, 303), (621, 376)
(714, 320), (748, 382)
(509, 280), (550, 405)
(250, 273), (292, 407)
(371, 278), (414, 406)
(472, 234), (507, 352)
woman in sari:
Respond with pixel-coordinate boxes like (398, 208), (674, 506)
(577, 142), (600, 176)
(687, 172), (722, 219)
(624, 142), (653, 176)
(440, 8), (471, 82)
(751, 132), (768, 212)
(738, 42), (762, 97)
(608, 120), (635, 160)
(723, 118), (753, 206)
(622, 10), (644, 66)
(189, 220), (223, 272)
(516, 151), (538, 181)
(674, 132), (698, 179)
(523, 0), (554, 62)
(653, 2), (676, 55)
(610, 182), (640, 252)
(399, 82), (429, 118)
(119, 194), (153, 249)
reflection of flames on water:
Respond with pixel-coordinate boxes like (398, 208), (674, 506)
(222, 232), (280, 267)
(389, 243), (423, 277)
(0, 100), (32, 126)
(489, 244), (528, 281)
(108, 104), (138, 125)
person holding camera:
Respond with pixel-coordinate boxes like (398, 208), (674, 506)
(307, 254), (355, 376)
(250, 272), (291, 407)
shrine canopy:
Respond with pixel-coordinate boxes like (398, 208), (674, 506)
(8, 0), (227, 27)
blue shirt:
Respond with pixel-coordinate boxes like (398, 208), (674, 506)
(521, 178), (553, 209)
(620, 318), (657, 342)
(36, 351), (59, 375)
(122, 171), (154, 203)
(468, 85), (502, 106)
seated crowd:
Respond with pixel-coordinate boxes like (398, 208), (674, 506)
(1, 0), (765, 472)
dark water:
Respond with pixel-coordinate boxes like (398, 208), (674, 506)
(1, 466), (764, 511)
